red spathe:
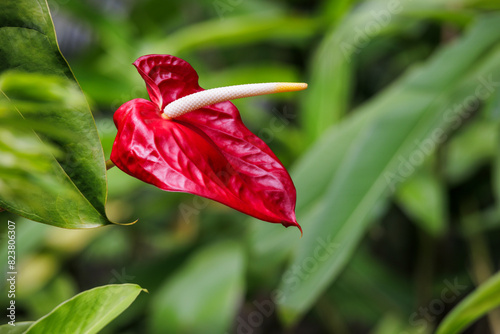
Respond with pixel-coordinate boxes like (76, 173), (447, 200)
(111, 54), (301, 232)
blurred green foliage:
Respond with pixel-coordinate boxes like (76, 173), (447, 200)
(2, 0), (500, 333)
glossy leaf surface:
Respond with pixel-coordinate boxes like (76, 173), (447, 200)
(0, 322), (34, 334)
(436, 271), (500, 334)
(25, 284), (144, 334)
(0, 0), (112, 228)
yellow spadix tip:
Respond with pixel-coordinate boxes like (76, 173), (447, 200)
(275, 82), (308, 93)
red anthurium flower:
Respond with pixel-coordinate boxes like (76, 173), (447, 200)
(110, 54), (306, 233)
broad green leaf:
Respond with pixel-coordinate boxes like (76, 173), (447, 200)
(0, 72), (110, 228)
(435, 271), (500, 334)
(444, 119), (497, 184)
(246, 0), (481, 262)
(150, 242), (245, 334)
(302, 30), (352, 144)
(0, 0), (112, 228)
(275, 14), (500, 325)
(484, 87), (500, 120)
(145, 13), (319, 56)
(0, 322), (34, 334)
(25, 284), (144, 334)
(303, 0), (476, 144)
(396, 159), (447, 236)
(329, 248), (413, 324)
(0, 0), (69, 77)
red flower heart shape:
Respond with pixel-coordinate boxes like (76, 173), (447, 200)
(111, 54), (305, 233)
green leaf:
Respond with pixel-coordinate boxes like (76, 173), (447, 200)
(444, 119), (497, 184)
(0, 0), (112, 228)
(0, 0), (70, 78)
(275, 14), (500, 325)
(24, 284), (144, 334)
(396, 159), (448, 236)
(302, 0), (476, 144)
(301, 17), (352, 144)
(484, 87), (500, 121)
(0, 322), (34, 334)
(144, 13), (319, 56)
(150, 242), (245, 334)
(330, 248), (413, 323)
(0, 72), (110, 228)
(435, 271), (500, 334)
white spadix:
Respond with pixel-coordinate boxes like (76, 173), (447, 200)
(162, 82), (308, 119)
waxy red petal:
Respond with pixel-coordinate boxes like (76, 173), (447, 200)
(111, 55), (300, 230)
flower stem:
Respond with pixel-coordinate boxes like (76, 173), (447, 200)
(106, 159), (116, 170)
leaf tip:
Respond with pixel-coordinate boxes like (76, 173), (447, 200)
(111, 219), (139, 226)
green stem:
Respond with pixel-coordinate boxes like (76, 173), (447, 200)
(468, 231), (500, 333)
(462, 199), (500, 333)
(415, 229), (435, 308)
(106, 159), (115, 170)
